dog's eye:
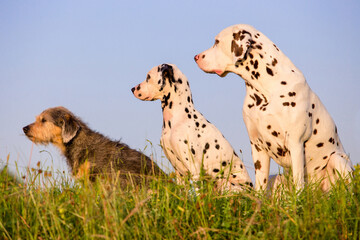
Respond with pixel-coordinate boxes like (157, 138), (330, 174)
(41, 118), (46, 123)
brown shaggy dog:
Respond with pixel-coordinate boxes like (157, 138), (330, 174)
(23, 106), (164, 183)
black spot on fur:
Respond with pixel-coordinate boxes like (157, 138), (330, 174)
(272, 131), (278, 137)
(231, 39), (244, 57)
(254, 94), (262, 106)
(277, 147), (287, 157)
(254, 60), (258, 69)
(316, 143), (324, 148)
(222, 161), (227, 166)
(161, 92), (171, 110)
(321, 163), (328, 170)
(215, 144), (220, 150)
(273, 44), (279, 51)
(213, 168), (220, 173)
(266, 67), (274, 76)
(254, 160), (261, 170)
(272, 58), (278, 66)
(233, 151), (238, 157)
(313, 129), (317, 135)
(281, 81), (287, 85)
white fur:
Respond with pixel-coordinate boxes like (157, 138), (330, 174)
(132, 64), (253, 191)
(195, 24), (353, 191)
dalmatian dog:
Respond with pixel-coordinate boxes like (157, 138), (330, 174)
(195, 24), (353, 192)
(132, 63), (253, 191)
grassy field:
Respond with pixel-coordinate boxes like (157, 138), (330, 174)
(0, 156), (359, 240)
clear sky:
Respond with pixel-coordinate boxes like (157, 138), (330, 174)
(0, 1), (359, 182)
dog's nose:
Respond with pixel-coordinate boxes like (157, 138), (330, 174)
(194, 54), (200, 62)
(23, 125), (30, 134)
(131, 87), (135, 93)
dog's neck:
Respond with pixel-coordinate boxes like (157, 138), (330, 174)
(161, 86), (195, 128)
(228, 46), (304, 97)
(52, 138), (66, 156)
(62, 127), (96, 168)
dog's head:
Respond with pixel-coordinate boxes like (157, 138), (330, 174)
(195, 24), (256, 77)
(132, 63), (186, 101)
(23, 107), (80, 151)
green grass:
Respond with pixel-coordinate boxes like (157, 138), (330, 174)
(0, 157), (359, 240)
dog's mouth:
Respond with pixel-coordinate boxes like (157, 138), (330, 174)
(217, 71), (229, 77)
(209, 70), (229, 77)
(202, 69), (228, 77)
(24, 133), (50, 145)
(24, 132), (33, 139)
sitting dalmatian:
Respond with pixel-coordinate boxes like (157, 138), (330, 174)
(132, 63), (253, 191)
(195, 24), (353, 192)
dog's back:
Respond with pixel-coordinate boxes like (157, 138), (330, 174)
(65, 127), (163, 179)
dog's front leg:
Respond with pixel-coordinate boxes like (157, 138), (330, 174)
(288, 140), (305, 190)
(252, 147), (271, 191)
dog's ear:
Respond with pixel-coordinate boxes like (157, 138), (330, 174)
(60, 114), (80, 143)
(231, 27), (253, 65)
(160, 64), (175, 87)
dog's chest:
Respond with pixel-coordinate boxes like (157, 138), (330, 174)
(243, 89), (293, 167)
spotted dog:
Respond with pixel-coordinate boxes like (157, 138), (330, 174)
(195, 24), (353, 191)
(132, 64), (252, 191)
(23, 106), (164, 183)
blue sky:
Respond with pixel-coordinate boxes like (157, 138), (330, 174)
(0, 1), (359, 182)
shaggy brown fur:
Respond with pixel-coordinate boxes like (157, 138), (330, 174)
(23, 106), (165, 184)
